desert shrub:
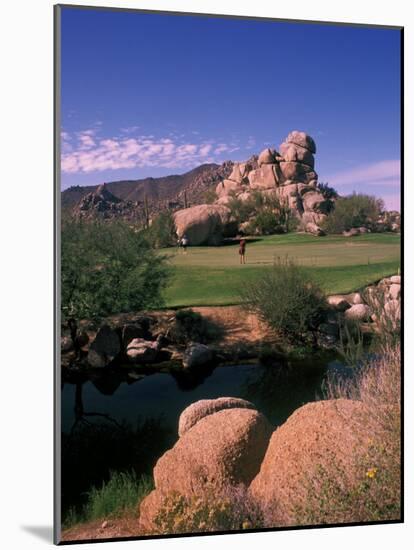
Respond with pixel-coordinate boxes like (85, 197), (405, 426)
(321, 193), (384, 234)
(240, 258), (327, 343)
(228, 190), (295, 235)
(171, 309), (222, 344)
(294, 345), (401, 525)
(146, 211), (177, 248)
(246, 211), (285, 235)
(153, 485), (265, 534)
(61, 219), (170, 321)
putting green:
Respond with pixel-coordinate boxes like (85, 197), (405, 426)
(161, 233), (401, 307)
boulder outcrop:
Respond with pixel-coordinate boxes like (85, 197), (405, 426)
(174, 204), (235, 245)
(172, 130), (333, 244)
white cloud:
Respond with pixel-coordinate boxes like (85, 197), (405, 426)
(61, 129), (234, 174)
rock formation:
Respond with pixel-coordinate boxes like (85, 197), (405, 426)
(173, 130), (334, 244)
(74, 183), (138, 221)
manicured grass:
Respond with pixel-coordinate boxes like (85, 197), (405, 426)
(162, 233), (400, 307)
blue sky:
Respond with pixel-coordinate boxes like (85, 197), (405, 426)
(60, 7), (401, 210)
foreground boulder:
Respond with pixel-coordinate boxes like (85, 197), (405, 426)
(87, 325), (121, 367)
(178, 397), (256, 437)
(249, 399), (367, 523)
(139, 404), (273, 531)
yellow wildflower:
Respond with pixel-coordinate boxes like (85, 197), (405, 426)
(366, 467), (378, 479)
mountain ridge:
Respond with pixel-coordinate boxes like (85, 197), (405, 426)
(61, 162), (234, 211)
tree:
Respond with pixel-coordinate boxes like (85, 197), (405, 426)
(146, 210), (177, 248)
(61, 219), (171, 321)
(322, 193), (384, 234)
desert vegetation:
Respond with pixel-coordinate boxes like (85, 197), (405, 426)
(321, 192), (384, 234)
(240, 257), (327, 345)
(61, 219), (170, 321)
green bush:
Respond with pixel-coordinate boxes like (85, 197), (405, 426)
(240, 258), (327, 343)
(61, 219), (170, 321)
(322, 193), (384, 234)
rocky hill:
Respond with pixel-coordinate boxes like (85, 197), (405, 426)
(62, 162), (234, 215)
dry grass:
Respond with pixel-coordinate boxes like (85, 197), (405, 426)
(292, 344), (401, 525)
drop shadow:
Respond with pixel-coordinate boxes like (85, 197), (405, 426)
(21, 525), (54, 543)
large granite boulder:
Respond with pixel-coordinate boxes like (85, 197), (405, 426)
(227, 162), (251, 184)
(285, 130), (316, 154)
(154, 407), (272, 492)
(258, 148), (277, 167)
(174, 204), (234, 245)
(227, 164), (244, 184)
(279, 161), (317, 184)
(248, 164), (278, 189)
(215, 179), (240, 198)
(249, 399), (368, 523)
(178, 397), (256, 437)
(279, 142), (315, 168)
(139, 405), (273, 531)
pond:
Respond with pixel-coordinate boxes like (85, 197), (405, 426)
(60, 356), (350, 519)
